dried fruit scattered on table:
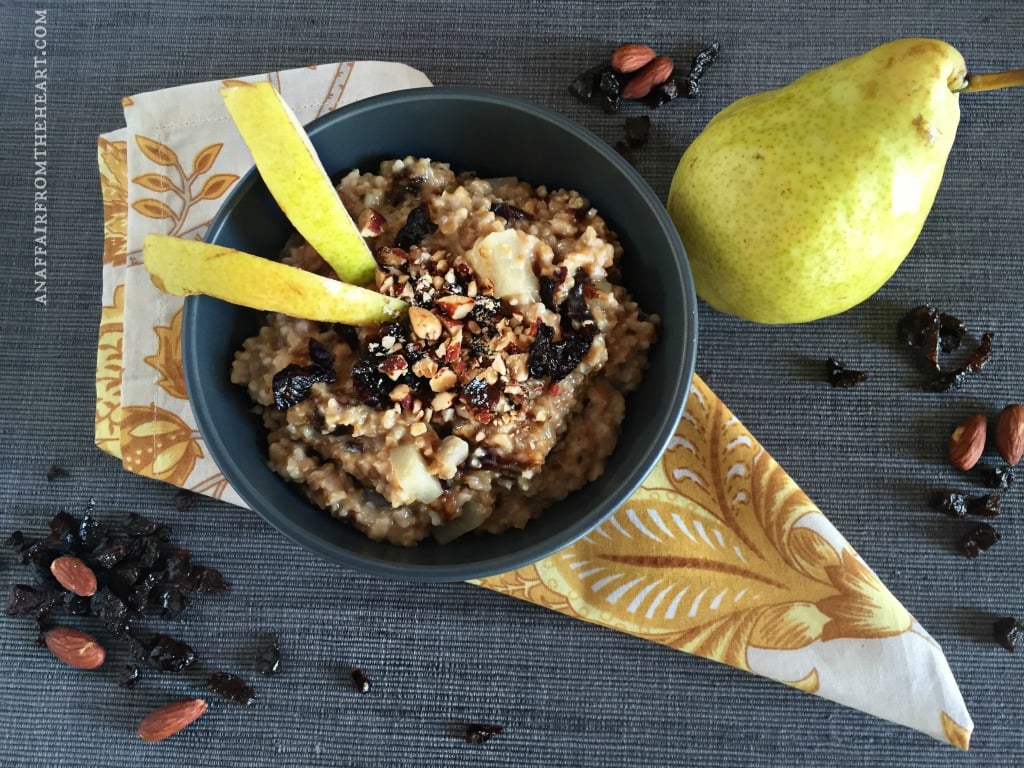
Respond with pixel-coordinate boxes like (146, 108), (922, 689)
(684, 41), (721, 97)
(965, 494), (1001, 518)
(948, 413), (987, 471)
(208, 672), (256, 706)
(897, 305), (994, 391)
(993, 616), (1023, 652)
(351, 667), (371, 694)
(44, 626), (106, 670)
(623, 116), (651, 147)
(980, 464), (1015, 491)
(995, 404), (1024, 466)
(255, 635), (281, 675)
(463, 723), (504, 744)
(119, 664), (141, 688)
(957, 522), (1001, 559)
(932, 491), (968, 518)
(50, 555), (98, 597)
(825, 357), (868, 388)
(137, 698), (208, 742)
(145, 633), (196, 672)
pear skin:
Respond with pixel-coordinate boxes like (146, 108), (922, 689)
(667, 39), (968, 324)
(142, 234), (406, 325)
(221, 82), (377, 286)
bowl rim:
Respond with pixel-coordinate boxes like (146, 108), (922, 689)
(183, 86), (698, 581)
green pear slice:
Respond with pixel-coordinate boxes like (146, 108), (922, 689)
(220, 82), (376, 286)
(143, 234), (405, 325)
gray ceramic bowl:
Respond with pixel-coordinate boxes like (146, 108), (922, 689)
(183, 87), (697, 581)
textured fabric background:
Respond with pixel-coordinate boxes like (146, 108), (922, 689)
(1, 1), (1022, 765)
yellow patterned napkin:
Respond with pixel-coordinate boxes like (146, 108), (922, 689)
(94, 64), (972, 748)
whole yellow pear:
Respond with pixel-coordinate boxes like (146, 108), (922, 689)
(667, 39), (968, 323)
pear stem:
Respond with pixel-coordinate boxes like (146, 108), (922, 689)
(960, 68), (1024, 93)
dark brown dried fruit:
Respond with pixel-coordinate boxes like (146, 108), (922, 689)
(897, 305), (994, 391)
(394, 203), (437, 250)
(46, 464), (69, 481)
(528, 323), (597, 382)
(994, 616), (1023, 652)
(980, 465), (1015, 491)
(489, 201), (530, 222)
(256, 635), (281, 675)
(826, 357), (868, 388)
(569, 61), (607, 102)
(966, 494), (1001, 518)
(645, 78), (681, 108)
(5, 584), (62, 617)
(145, 633), (196, 672)
(957, 522), (1001, 559)
(351, 667), (371, 694)
(623, 115), (651, 147)
(932, 491), (967, 518)
(464, 723), (504, 744)
(208, 671), (256, 706)
(684, 41), (721, 98)
(119, 664), (141, 688)
(272, 358), (337, 410)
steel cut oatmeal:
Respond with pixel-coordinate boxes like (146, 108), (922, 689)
(231, 157), (658, 545)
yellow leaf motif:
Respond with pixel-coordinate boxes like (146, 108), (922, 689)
(473, 564), (573, 613)
(191, 143), (223, 176)
(132, 198), (177, 220)
(196, 173), (239, 202)
(491, 375), (918, 676)
(135, 134), (180, 167)
(133, 173), (180, 193)
(94, 283), (125, 458)
(97, 137), (128, 267)
(120, 404), (203, 486)
(144, 308), (187, 400)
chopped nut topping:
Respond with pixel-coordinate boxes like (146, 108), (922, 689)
(430, 367), (458, 392)
(412, 357), (439, 378)
(436, 294), (475, 320)
(408, 306), (443, 340)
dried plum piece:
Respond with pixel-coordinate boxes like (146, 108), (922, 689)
(461, 377), (502, 412)
(569, 61), (603, 101)
(966, 494), (1001, 518)
(78, 513), (108, 550)
(538, 267), (568, 312)
(91, 587), (133, 636)
(155, 587), (188, 620)
(623, 115), (651, 147)
(489, 201), (531, 222)
(957, 522), (1001, 558)
(463, 723), (504, 744)
(65, 594), (91, 616)
(256, 635), (282, 675)
(560, 271), (592, 324)
(308, 338), (335, 370)
(351, 355), (393, 408)
(645, 77), (680, 107)
(394, 203), (437, 250)
(118, 664), (141, 689)
(980, 465), (1015, 491)
(994, 616), (1023, 652)
(191, 566), (230, 594)
(922, 369), (966, 392)
(963, 330), (994, 374)
(684, 41), (721, 98)
(826, 357), (868, 388)
(46, 464), (69, 482)
(600, 92), (620, 114)
(4, 584), (62, 617)
(145, 634), (196, 672)
(351, 668), (371, 694)
(209, 672), (256, 706)
(528, 323), (598, 382)
(939, 312), (966, 353)
(272, 362), (336, 410)
(898, 305), (937, 347)
(93, 541), (131, 569)
(125, 512), (170, 540)
(931, 491), (967, 518)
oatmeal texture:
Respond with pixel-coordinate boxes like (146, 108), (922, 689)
(231, 157), (658, 546)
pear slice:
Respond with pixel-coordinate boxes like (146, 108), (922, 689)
(220, 82), (377, 286)
(142, 234), (406, 325)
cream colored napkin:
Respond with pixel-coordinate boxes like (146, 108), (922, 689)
(94, 63), (973, 748)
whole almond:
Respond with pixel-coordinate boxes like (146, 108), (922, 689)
(49, 555), (98, 597)
(621, 55), (674, 100)
(948, 412), (987, 471)
(44, 626), (106, 670)
(611, 43), (657, 74)
(995, 404), (1024, 466)
(138, 698), (208, 742)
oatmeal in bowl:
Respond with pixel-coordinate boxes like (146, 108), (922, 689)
(231, 157), (658, 546)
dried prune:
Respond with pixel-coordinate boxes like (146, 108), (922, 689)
(5, 584), (62, 617)
(957, 522), (1001, 559)
(560, 271), (592, 324)
(272, 361), (336, 410)
(351, 668), (371, 694)
(489, 201), (530, 222)
(645, 78), (680, 108)
(155, 587), (187, 620)
(897, 304), (938, 347)
(994, 616), (1023, 652)
(932, 491), (967, 518)
(964, 331), (994, 374)
(826, 357), (868, 388)
(256, 636), (282, 675)
(966, 494), (1001, 518)
(208, 672), (256, 706)
(394, 203), (437, 250)
(192, 566), (230, 594)
(91, 587), (132, 635)
(145, 634), (196, 672)
(898, 305), (995, 391)
(118, 664), (141, 688)
(939, 313), (966, 353)
(569, 61), (606, 102)
(684, 41), (721, 98)
(623, 115), (651, 147)
(308, 338), (334, 370)
(980, 465), (1015, 491)
(464, 723), (504, 744)
(461, 377), (501, 412)
(528, 323), (597, 382)
(46, 464), (69, 481)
